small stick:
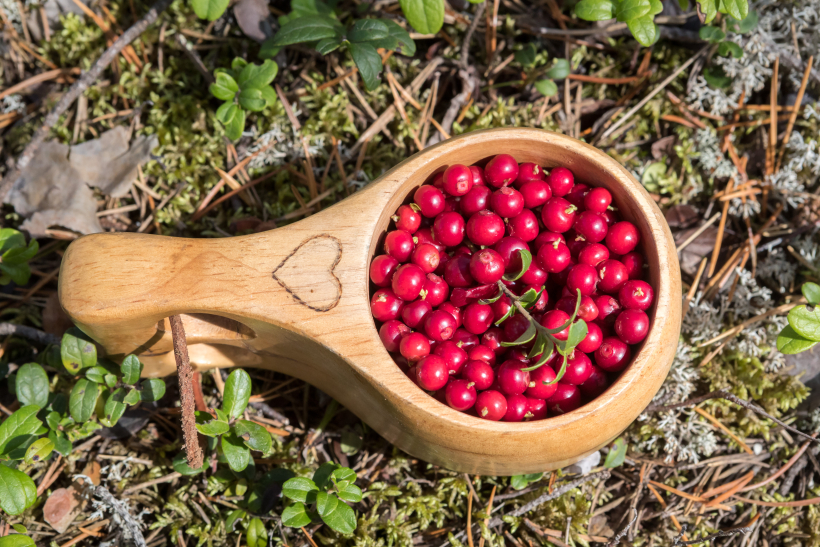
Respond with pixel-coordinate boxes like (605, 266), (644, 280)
(466, 485), (474, 547)
(477, 485), (496, 547)
(708, 178), (733, 277)
(739, 435), (816, 492)
(775, 56), (814, 172)
(681, 257), (708, 320)
(693, 407), (753, 454)
(768, 57), (780, 176)
(169, 315), (203, 470)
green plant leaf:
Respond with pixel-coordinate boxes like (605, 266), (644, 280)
(514, 43), (537, 67)
(544, 59), (570, 80)
(627, 14), (658, 46)
(283, 477), (319, 502)
(0, 230), (25, 255)
(195, 412), (230, 437)
(0, 262), (30, 286)
(2, 239), (37, 265)
(15, 363), (48, 409)
(348, 41), (382, 91)
(802, 283), (820, 305)
(348, 18), (390, 42)
(313, 462), (339, 489)
(615, 0), (651, 22)
(69, 379), (98, 423)
(717, 41), (743, 58)
(259, 37), (281, 59)
(246, 517), (267, 547)
(120, 355), (142, 385)
(216, 102), (237, 124)
(238, 88), (267, 112)
(0, 465), (36, 515)
(221, 432), (251, 472)
(703, 66), (732, 89)
(282, 502), (313, 527)
(699, 25), (725, 42)
(0, 535), (36, 547)
(535, 79), (558, 97)
(500, 318), (536, 347)
(503, 249), (533, 282)
(233, 420), (272, 453)
(225, 106), (246, 140)
(210, 72), (238, 101)
(223, 369), (252, 419)
(100, 389), (127, 428)
(191, 0), (229, 20)
(575, 0), (615, 21)
(315, 36), (343, 55)
(173, 452), (204, 475)
(84, 366), (107, 384)
(732, 9), (757, 33)
(604, 438), (628, 468)
(24, 438), (54, 464)
(788, 305), (820, 341)
(648, 0), (663, 14)
(697, 0), (717, 23)
(336, 482), (363, 503)
(48, 431), (72, 457)
(717, 0), (747, 20)
(399, 0), (444, 34)
(565, 320), (588, 350)
(139, 379), (166, 402)
(316, 492), (356, 534)
(272, 15), (342, 46)
(225, 509), (246, 531)
(259, 86), (277, 108)
(238, 59), (279, 90)
(510, 473), (543, 490)
(777, 325), (818, 354)
(121, 388), (139, 406)
(382, 19), (416, 56)
(519, 288), (542, 309)
(61, 328), (97, 374)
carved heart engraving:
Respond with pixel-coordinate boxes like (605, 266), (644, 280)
(272, 234), (343, 312)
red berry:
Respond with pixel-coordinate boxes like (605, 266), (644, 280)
(601, 209), (618, 227)
(442, 164), (474, 196)
(525, 397), (548, 420)
(519, 180), (552, 209)
(520, 261), (547, 286)
(415, 227), (443, 251)
(434, 340), (469, 375)
(596, 259), (628, 294)
(466, 210), (505, 246)
(533, 231), (565, 252)
(555, 295), (598, 322)
(422, 273), (449, 307)
(392, 264), (426, 301)
(619, 280), (654, 311)
(577, 321), (603, 353)
(445, 379), (477, 410)
(560, 351), (593, 385)
(415, 355), (449, 391)
(392, 204), (422, 233)
(508, 209), (539, 241)
(503, 314), (532, 345)
(470, 165), (486, 186)
(497, 360), (530, 396)
(371, 288), (405, 321)
(432, 172), (445, 189)
(546, 383), (581, 415)
(615, 309), (649, 344)
(506, 348), (531, 363)
(411, 243), (441, 273)
(379, 320), (411, 352)
(504, 394), (529, 422)
(432, 212), (465, 248)
(475, 391), (507, 420)
(444, 254), (474, 288)
(452, 245), (473, 257)
(545, 167), (574, 196)
(579, 365), (609, 398)
(541, 197), (577, 233)
(462, 359), (495, 390)
(537, 240), (571, 273)
(370, 254), (399, 287)
(595, 295), (621, 329)
(514, 162), (543, 185)
(540, 310), (570, 341)
(606, 221), (640, 255)
(485, 154), (519, 187)
(621, 252), (645, 280)
(463, 303), (494, 335)
(494, 237), (530, 271)
(491, 294), (513, 323)
(468, 345), (496, 365)
(584, 187), (612, 213)
(414, 185), (445, 218)
(443, 197), (459, 213)
(460, 185), (492, 216)
(384, 230), (415, 262)
(400, 332), (430, 361)
(452, 327), (479, 349)
(490, 187), (525, 218)
(526, 364), (558, 399)
(482, 327), (504, 352)
(469, 249), (505, 284)
(401, 299), (432, 328)
(565, 185), (589, 208)
(438, 302), (463, 328)
(552, 258), (575, 286)
(566, 231), (588, 258)
(567, 264), (598, 296)
(595, 337), (631, 371)
(573, 211), (608, 243)
(524, 284), (549, 311)
(578, 243), (610, 267)
(425, 309), (457, 342)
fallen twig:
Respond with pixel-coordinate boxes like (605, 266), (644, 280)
(169, 315), (203, 469)
(0, 322), (60, 345)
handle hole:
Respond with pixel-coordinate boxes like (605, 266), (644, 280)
(158, 313), (256, 342)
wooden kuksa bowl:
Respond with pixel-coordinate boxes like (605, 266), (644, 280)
(59, 128), (681, 475)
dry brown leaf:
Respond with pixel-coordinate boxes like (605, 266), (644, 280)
(43, 487), (83, 533)
(234, 0), (274, 42)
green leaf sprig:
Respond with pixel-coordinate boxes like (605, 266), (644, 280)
(210, 58), (279, 140)
(777, 282), (820, 354)
(281, 462), (363, 534)
(0, 229), (38, 287)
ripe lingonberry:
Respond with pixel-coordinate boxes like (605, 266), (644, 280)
(470, 248), (505, 284)
(466, 210), (505, 246)
(526, 364), (558, 399)
(537, 240), (571, 273)
(503, 314), (532, 344)
(595, 294), (621, 328)
(540, 310), (570, 340)
(444, 254), (474, 288)
(546, 383), (581, 415)
(525, 284), (549, 311)
(519, 180), (552, 208)
(621, 251), (645, 280)
(596, 259), (629, 294)
(546, 166), (574, 196)
(508, 209), (539, 241)
(504, 394), (529, 422)
(561, 351), (594, 385)
(414, 185), (446, 218)
(520, 261), (547, 285)
(525, 397), (548, 420)
(541, 197), (577, 233)
(442, 164), (474, 196)
(606, 221), (640, 255)
(399, 332), (430, 361)
(434, 340), (469, 375)
(594, 337), (631, 371)
(578, 243), (610, 267)
(415, 355), (449, 391)
(497, 360), (530, 396)
(371, 289), (405, 321)
(392, 205), (422, 233)
(468, 345), (496, 365)
(411, 243), (441, 273)
(463, 302), (494, 335)
(432, 172), (445, 189)
(425, 310), (457, 342)
(565, 184), (590, 208)
(433, 211), (465, 247)
(452, 327), (479, 349)
(444, 197), (460, 213)
(475, 390), (507, 420)
(485, 154), (519, 187)
(422, 273), (449, 307)
(555, 295), (598, 322)
(567, 263), (598, 296)
(584, 187), (612, 213)
(494, 237), (530, 271)
(470, 165), (486, 186)
(491, 294), (513, 323)
(415, 227), (443, 251)
(384, 230), (415, 262)
(438, 302), (463, 328)
(490, 187), (525, 218)
(614, 309), (649, 344)
(401, 299), (432, 329)
(370, 254), (399, 287)
(577, 321), (603, 353)
(445, 379), (477, 411)
(573, 211), (608, 243)
(482, 327), (504, 352)
(379, 320), (411, 352)
(619, 280), (654, 311)
(533, 231), (564, 252)
(392, 264), (426, 301)
(515, 162), (543, 185)
(462, 359), (495, 390)
(460, 185), (492, 216)
(579, 365), (609, 399)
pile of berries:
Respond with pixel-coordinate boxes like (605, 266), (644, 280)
(369, 154), (654, 421)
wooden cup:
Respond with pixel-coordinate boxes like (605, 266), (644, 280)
(59, 128), (681, 475)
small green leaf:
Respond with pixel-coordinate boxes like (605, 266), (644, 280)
(382, 19), (416, 56)
(216, 102), (237, 124)
(10, 525), (26, 535)
(103, 374), (118, 389)
(703, 66), (732, 89)
(313, 462), (339, 489)
(0, 535), (36, 547)
(615, 0), (651, 22)
(802, 283), (820, 305)
(348, 41), (383, 91)
(48, 431), (72, 456)
(260, 86), (277, 108)
(237, 59), (279, 90)
(514, 43), (537, 67)
(510, 473), (543, 490)
(221, 432), (251, 472)
(317, 492), (356, 534)
(15, 363), (48, 409)
(259, 37), (281, 59)
(195, 412), (230, 437)
(732, 10), (757, 33)
(500, 319), (537, 347)
(627, 14), (658, 46)
(315, 36), (343, 55)
(272, 15), (342, 46)
(697, 0), (718, 23)
(100, 389), (127, 428)
(399, 0), (444, 34)
(214, 409), (229, 422)
(348, 19), (390, 42)
(519, 288), (541, 308)
(0, 229), (25, 255)
(231, 58), (248, 73)
(123, 389), (140, 406)
(699, 25), (725, 42)
(565, 321), (588, 350)
(191, 0), (229, 20)
(173, 452), (204, 475)
(336, 482), (363, 503)
(332, 467), (357, 484)
(2, 239), (37, 266)
(544, 59), (570, 80)
(233, 420), (272, 453)
(139, 379), (166, 402)
(246, 517), (267, 547)
(282, 477), (319, 503)
(225, 106), (246, 140)
(119, 355), (142, 385)
(604, 438), (628, 468)
(575, 0), (615, 21)
(225, 509), (246, 531)
(238, 88), (267, 112)
(0, 465), (36, 515)
(24, 438), (54, 464)
(282, 502), (313, 527)
(777, 325), (818, 354)
(209, 72), (239, 101)
(223, 369), (252, 419)
(503, 250), (533, 282)
(648, 0), (663, 15)
(717, 41), (743, 58)
(45, 412), (60, 431)
(61, 328), (97, 374)
(717, 0), (747, 20)
(788, 305), (820, 341)
(69, 379), (98, 423)
(535, 79), (558, 97)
